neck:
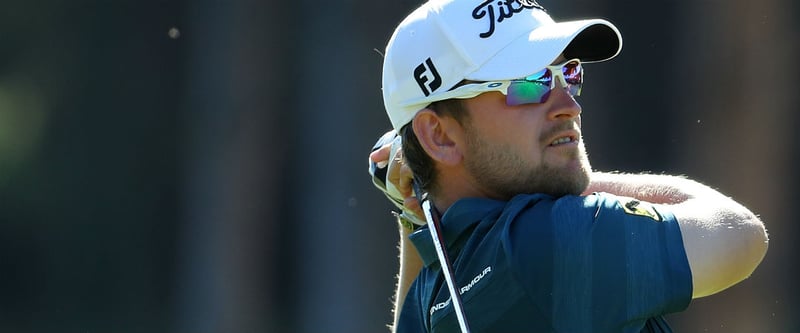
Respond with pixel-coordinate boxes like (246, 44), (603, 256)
(428, 166), (492, 214)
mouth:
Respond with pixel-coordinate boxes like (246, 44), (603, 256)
(548, 131), (580, 146)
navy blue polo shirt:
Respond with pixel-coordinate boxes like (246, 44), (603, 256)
(398, 192), (692, 333)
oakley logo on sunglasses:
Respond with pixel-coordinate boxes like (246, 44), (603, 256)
(414, 57), (442, 97)
(473, 0), (545, 38)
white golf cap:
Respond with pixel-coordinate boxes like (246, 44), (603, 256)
(382, 0), (622, 131)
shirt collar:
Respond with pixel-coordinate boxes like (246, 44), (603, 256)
(409, 197), (506, 267)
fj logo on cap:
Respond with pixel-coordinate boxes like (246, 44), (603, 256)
(473, 0), (545, 38)
(414, 57), (442, 97)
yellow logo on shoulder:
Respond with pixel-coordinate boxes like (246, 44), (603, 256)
(621, 198), (661, 221)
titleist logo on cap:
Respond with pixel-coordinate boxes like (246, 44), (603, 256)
(473, 0), (545, 38)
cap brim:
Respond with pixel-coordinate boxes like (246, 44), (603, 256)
(465, 19), (621, 81)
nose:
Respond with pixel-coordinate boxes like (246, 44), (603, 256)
(546, 81), (581, 120)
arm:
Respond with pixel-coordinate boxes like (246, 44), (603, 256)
(392, 218), (423, 331)
(584, 172), (769, 298)
(369, 132), (424, 331)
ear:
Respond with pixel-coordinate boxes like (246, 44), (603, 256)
(412, 109), (464, 166)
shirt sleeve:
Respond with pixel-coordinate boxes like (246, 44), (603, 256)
(505, 193), (692, 332)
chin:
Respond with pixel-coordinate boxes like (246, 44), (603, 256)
(550, 166), (591, 197)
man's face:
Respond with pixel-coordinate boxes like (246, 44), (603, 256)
(459, 83), (591, 199)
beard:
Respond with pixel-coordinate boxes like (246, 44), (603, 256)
(463, 125), (592, 200)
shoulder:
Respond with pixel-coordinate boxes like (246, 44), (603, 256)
(501, 192), (636, 226)
(501, 191), (688, 265)
(499, 193), (692, 327)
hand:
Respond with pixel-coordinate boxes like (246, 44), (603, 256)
(370, 138), (425, 223)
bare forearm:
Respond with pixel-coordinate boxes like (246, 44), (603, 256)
(391, 219), (423, 332)
(582, 171), (707, 204)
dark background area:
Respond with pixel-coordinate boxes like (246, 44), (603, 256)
(0, 0), (796, 332)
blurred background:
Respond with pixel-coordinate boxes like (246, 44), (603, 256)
(0, 0), (796, 332)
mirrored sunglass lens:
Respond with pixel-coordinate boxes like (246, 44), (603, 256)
(561, 61), (582, 96)
(563, 62), (582, 84)
(506, 79), (550, 105)
(504, 61), (583, 105)
(566, 84), (581, 97)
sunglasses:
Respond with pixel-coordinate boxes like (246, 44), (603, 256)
(428, 59), (583, 106)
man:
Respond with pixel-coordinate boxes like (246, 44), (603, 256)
(369, 0), (768, 332)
